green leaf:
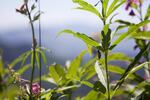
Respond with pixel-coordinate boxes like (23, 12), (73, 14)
(109, 13), (119, 23)
(86, 44), (93, 56)
(80, 57), (96, 74)
(82, 90), (99, 100)
(59, 29), (101, 47)
(36, 49), (47, 64)
(95, 60), (107, 89)
(112, 20), (150, 48)
(33, 12), (41, 22)
(107, 52), (132, 63)
(57, 85), (80, 92)
(127, 62), (150, 79)
(82, 65), (95, 80)
(31, 4), (36, 12)
(41, 89), (53, 99)
(73, 0), (102, 19)
(113, 43), (150, 92)
(49, 64), (66, 85)
(93, 81), (106, 94)
(81, 81), (94, 88)
(114, 25), (128, 34)
(17, 64), (31, 74)
(108, 65), (143, 82)
(107, 0), (125, 17)
(41, 75), (56, 84)
(144, 5), (150, 20)
(115, 20), (133, 25)
(21, 51), (31, 66)
(103, 24), (109, 35)
(66, 50), (86, 80)
(131, 31), (150, 40)
(102, 0), (109, 17)
(35, 51), (40, 68)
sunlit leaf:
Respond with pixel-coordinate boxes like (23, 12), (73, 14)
(82, 90), (99, 100)
(95, 60), (107, 89)
(82, 65), (95, 80)
(66, 50), (86, 80)
(102, 0), (109, 17)
(41, 75), (56, 84)
(131, 31), (150, 40)
(80, 57), (97, 75)
(81, 81), (93, 88)
(59, 29), (101, 48)
(49, 64), (66, 85)
(112, 20), (150, 48)
(73, 0), (102, 19)
(107, 0), (125, 17)
(57, 85), (80, 92)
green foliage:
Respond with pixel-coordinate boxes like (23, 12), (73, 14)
(59, 29), (101, 48)
(107, 0), (125, 18)
(73, 0), (102, 19)
(95, 61), (107, 93)
(112, 20), (150, 48)
(1, 0), (150, 99)
(131, 31), (150, 40)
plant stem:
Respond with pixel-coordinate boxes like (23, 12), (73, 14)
(113, 42), (150, 91)
(104, 50), (110, 100)
(25, 3), (37, 99)
(38, 0), (42, 97)
(138, 5), (150, 80)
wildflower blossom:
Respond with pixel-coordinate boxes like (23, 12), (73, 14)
(125, 0), (143, 16)
(32, 83), (40, 95)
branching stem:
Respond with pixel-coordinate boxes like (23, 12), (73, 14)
(25, 3), (37, 99)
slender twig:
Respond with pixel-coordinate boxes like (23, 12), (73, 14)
(101, 6), (110, 99)
(25, 2), (37, 99)
(38, 0), (42, 97)
(105, 51), (110, 100)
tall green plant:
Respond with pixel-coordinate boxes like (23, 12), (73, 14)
(60, 0), (150, 99)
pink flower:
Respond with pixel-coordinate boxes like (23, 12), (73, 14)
(32, 83), (40, 95)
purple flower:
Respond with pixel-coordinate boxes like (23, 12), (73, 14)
(32, 83), (40, 95)
(125, 2), (131, 10)
(125, 0), (142, 10)
(129, 9), (135, 16)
